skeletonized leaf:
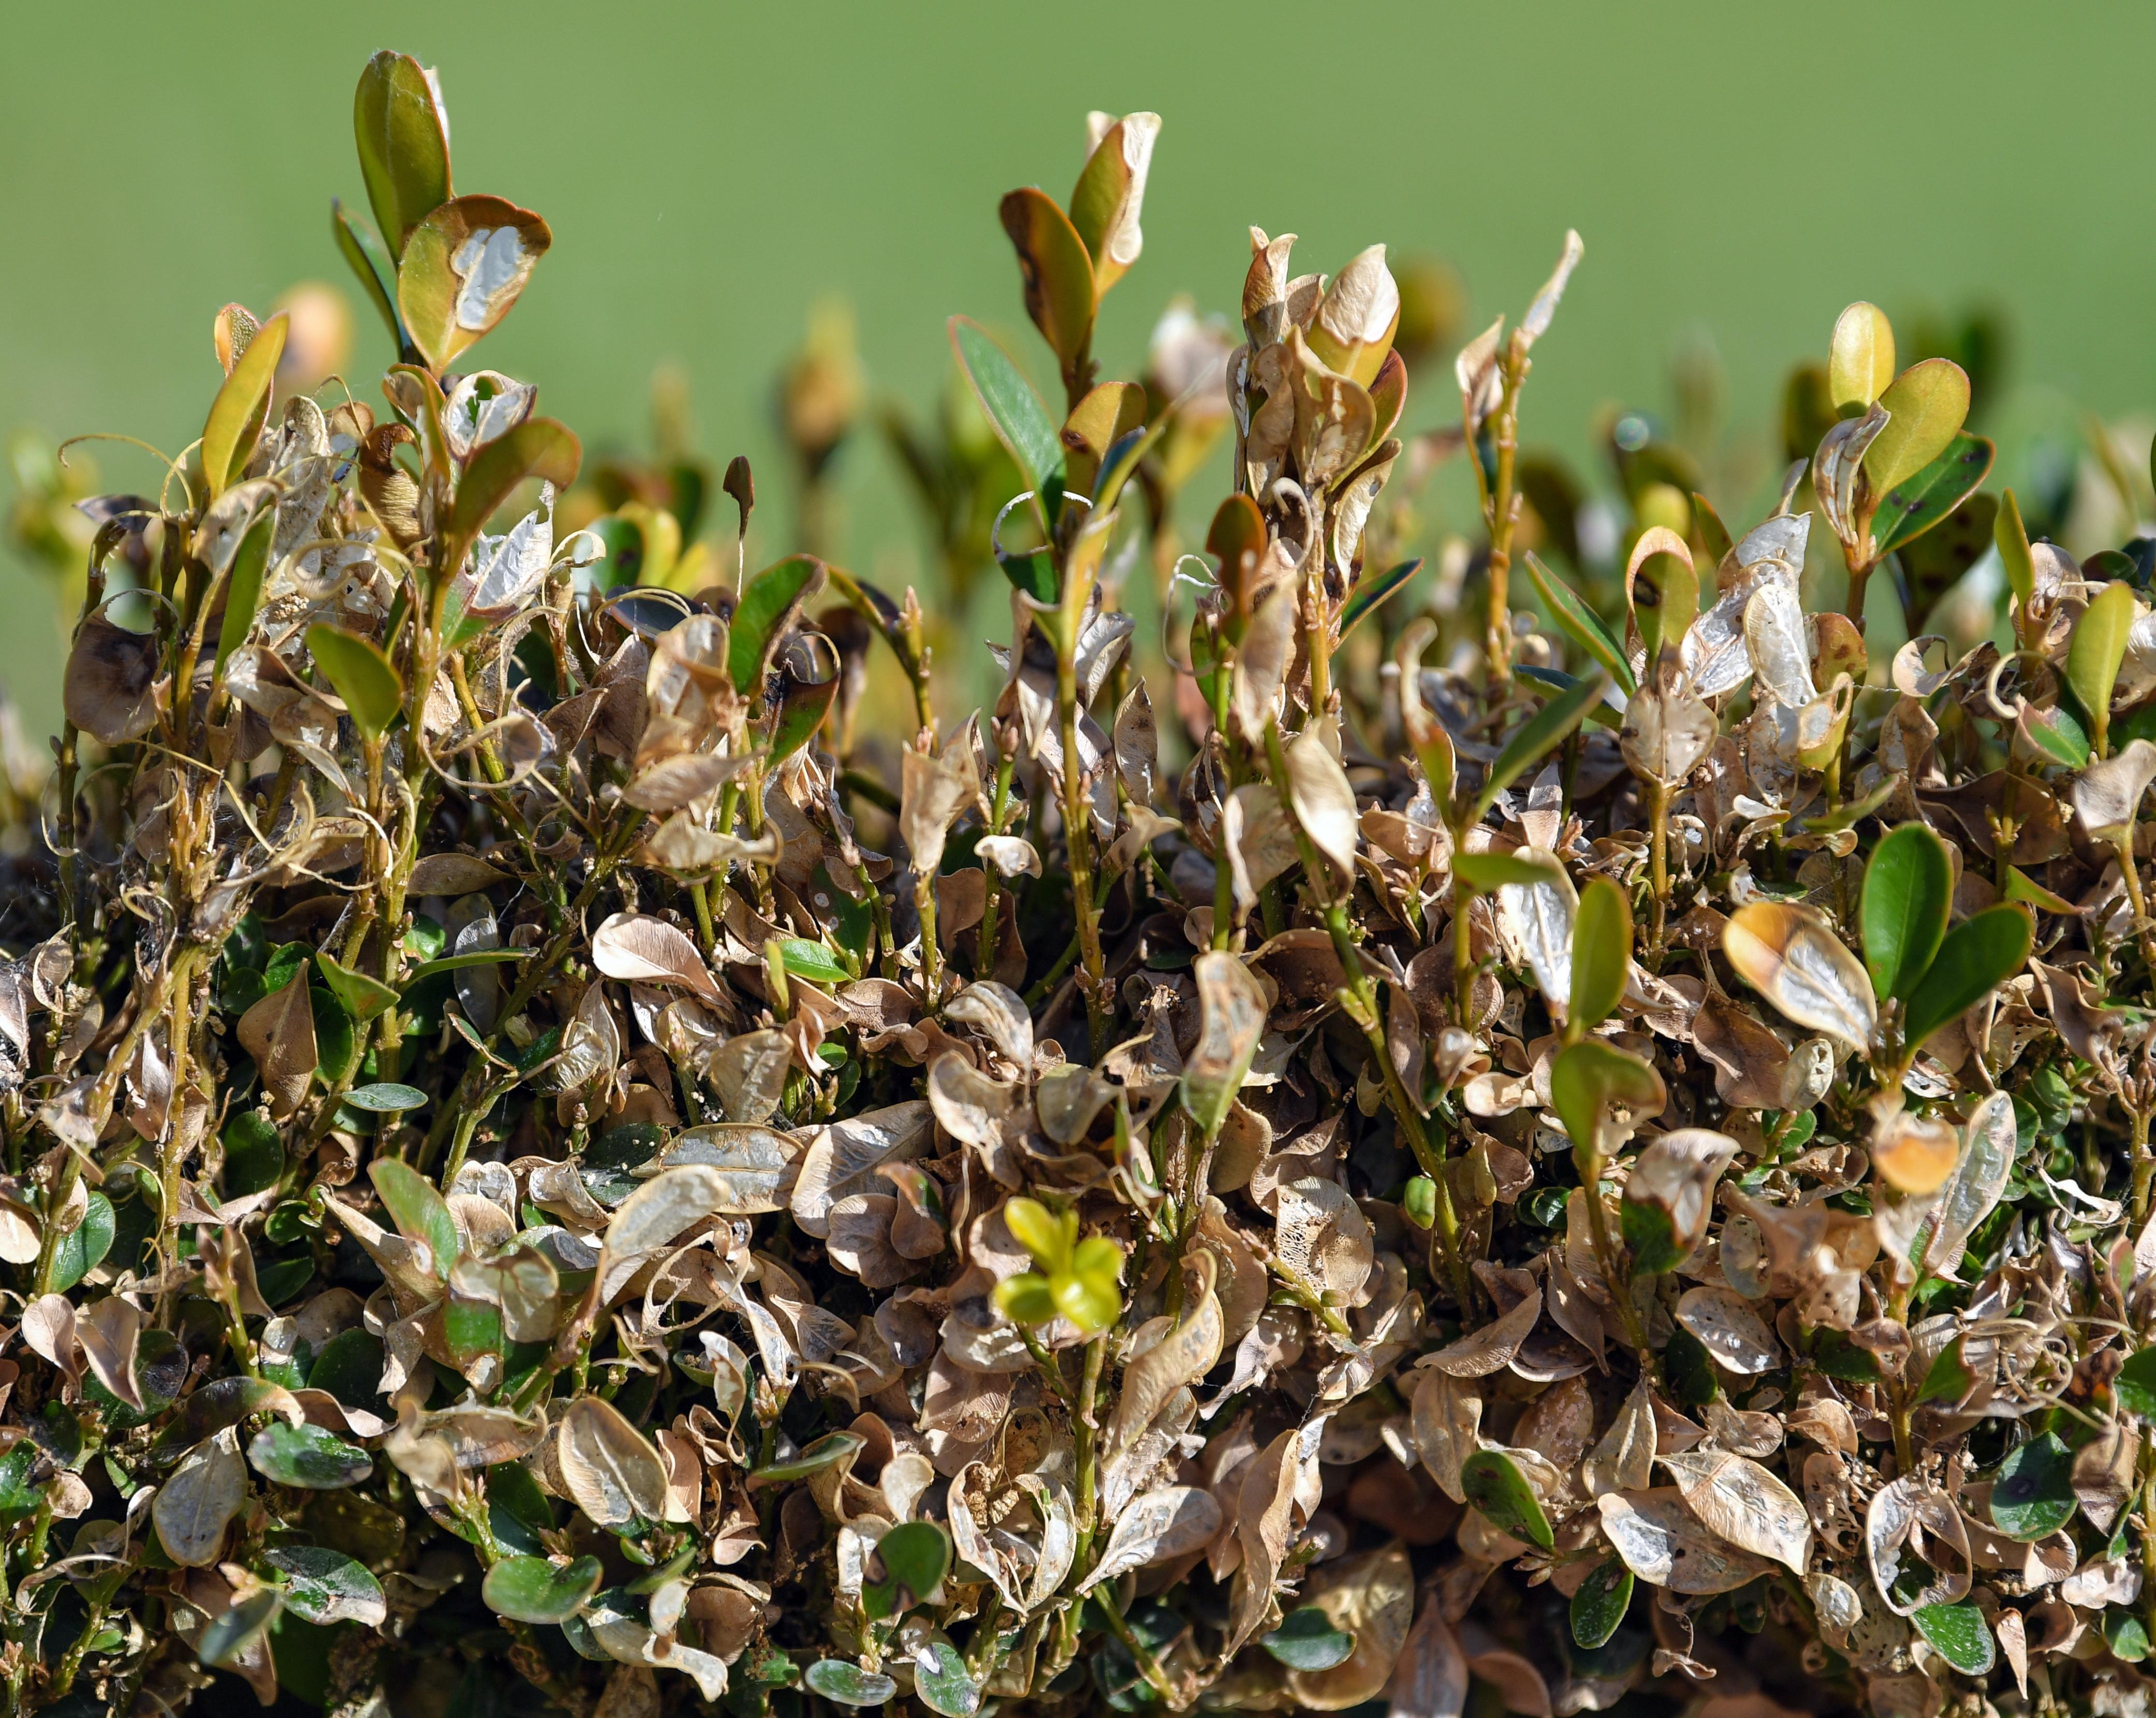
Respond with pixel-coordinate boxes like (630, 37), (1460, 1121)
(1673, 1287), (1780, 1375)
(591, 912), (721, 1001)
(598, 1164), (728, 1302)
(710, 1027), (792, 1124)
(1284, 727), (1358, 881)
(1106, 1256), (1222, 1455)
(1231, 584), (1296, 744)
(1181, 953), (1267, 1140)
(559, 1395), (670, 1527)
(659, 1125), (799, 1214)
(1922, 1092), (2016, 1275)
(1496, 858), (1575, 1017)
(237, 966), (318, 1117)
(901, 741), (981, 879)
(1722, 902), (1876, 1053)
(2073, 738), (2156, 835)
(1622, 1129), (1738, 1275)
(399, 195), (552, 371)
(1078, 1486), (1221, 1591)
(155, 1429), (247, 1566)
(1596, 1489), (1777, 1594)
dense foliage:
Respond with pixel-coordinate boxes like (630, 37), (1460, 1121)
(5, 45), (2156, 1718)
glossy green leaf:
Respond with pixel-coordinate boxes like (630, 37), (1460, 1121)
(862, 1519), (950, 1619)
(261, 1546), (387, 1627)
(804, 1660), (897, 1708)
(1913, 1600), (1993, 1675)
(215, 510), (275, 677)
(728, 555), (824, 695)
(1459, 1448), (1553, 1549)
(222, 1110), (284, 1197)
(1870, 433), (1993, 557)
(305, 624), (402, 740)
(1339, 557), (1421, 642)
(948, 315), (1062, 502)
(1901, 905), (2033, 1055)
(481, 1553), (602, 1624)
(2107, 1608), (2152, 1663)
(344, 1083), (428, 1113)
(1861, 823), (1952, 1003)
(1570, 1557), (1633, 1650)
(1471, 672), (1609, 822)
(1262, 1606), (1356, 1670)
(331, 199), (406, 354)
(2116, 1346), (2156, 1419)
(1990, 1431), (2074, 1539)
(404, 948), (531, 985)
(2069, 578), (2139, 758)
(2023, 702), (2091, 769)
(352, 50), (450, 260)
(1527, 551), (1635, 695)
(1571, 877), (1631, 1033)
(247, 1422), (373, 1490)
(315, 952), (399, 1024)
(1513, 664), (1622, 731)
(306, 1329), (388, 1413)
(49, 1191), (115, 1294)
(202, 314), (288, 500)
(1863, 358), (1971, 499)
(370, 1156), (461, 1276)
(1915, 1332), (1974, 1406)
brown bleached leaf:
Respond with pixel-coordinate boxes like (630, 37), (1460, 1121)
(237, 964), (318, 1117)
(559, 1395), (671, 1527)
(592, 911), (723, 1001)
(1722, 901), (1876, 1053)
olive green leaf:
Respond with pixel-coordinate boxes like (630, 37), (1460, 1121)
(1262, 1606), (1356, 1670)
(728, 555), (824, 695)
(1990, 1432), (2074, 1539)
(1869, 434), (1993, 558)
(1860, 823), (1952, 1002)
(305, 624), (403, 740)
(1527, 551), (1634, 695)
(998, 187), (1095, 386)
(353, 50), (451, 260)
(1471, 672), (1609, 822)
(247, 1422), (373, 1490)
(804, 1661), (897, 1707)
(398, 195), (552, 372)
(369, 1156), (461, 1277)
(1996, 487), (2035, 617)
(2117, 1347), (2156, 1419)
(1453, 850), (1566, 892)
(1862, 357), (1970, 500)
(214, 509), (275, 676)
(261, 1546), (388, 1628)
(1901, 905), (2033, 1056)
(1570, 877), (1632, 1036)
(1338, 557), (1421, 642)
(2069, 579), (2139, 758)
(862, 1519), (950, 1620)
(201, 314), (288, 501)
(332, 199), (408, 355)
(315, 951), (399, 1024)
(948, 315), (1063, 505)
(1912, 1600), (1993, 1675)
(1551, 1040), (1665, 1169)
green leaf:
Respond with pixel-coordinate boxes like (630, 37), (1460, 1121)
(1571, 877), (1631, 1033)
(344, 1083), (428, 1114)
(1870, 433), (1993, 557)
(222, 1111), (284, 1197)
(2023, 702), (2091, 769)
(404, 948), (532, 985)
(747, 1431), (863, 1488)
(49, 1192), (115, 1294)
(862, 1519), (950, 1619)
(1861, 823), (1952, 1003)
(777, 937), (846, 991)
(804, 1661), (897, 1708)
(1459, 1448), (1553, 1549)
(481, 1553), (602, 1625)
(331, 199), (407, 355)
(1663, 1323), (1722, 1406)
(1402, 1175), (1438, 1230)
(2070, 578), (2139, 759)
(1550, 1040), (1664, 1168)
(1452, 850), (1566, 891)
(1002, 1196), (1070, 1271)
(306, 1330), (388, 1413)
(1526, 552), (1635, 695)
(1913, 1600), (1994, 1675)
(1862, 358), (1970, 499)
(1262, 1606), (1356, 1670)
(1901, 905), (2034, 1055)
(2119, 1347), (2156, 1420)
(1338, 558), (1421, 642)
(306, 624), (403, 740)
(1996, 488), (2035, 614)
(352, 50), (451, 260)
(1472, 673), (1609, 822)
(369, 1157), (461, 1276)
(1915, 1333), (1974, 1406)
(948, 315), (1062, 502)
(993, 1272), (1057, 1326)
(199, 1587), (283, 1668)
(2107, 1608), (2153, 1663)
(247, 1422), (373, 1490)
(1570, 1557), (1633, 1650)
(728, 555), (823, 695)
(315, 951), (399, 1024)
(215, 509), (275, 677)
(1990, 1431), (2074, 1539)
(201, 314), (288, 501)
(909, 1637), (982, 1718)
(311, 982), (358, 1087)
(260, 1546), (387, 1627)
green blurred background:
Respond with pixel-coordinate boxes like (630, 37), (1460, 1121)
(4, 0), (2154, 729)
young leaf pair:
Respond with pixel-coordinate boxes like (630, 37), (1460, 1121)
(1860, 823), (2034, 1068)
